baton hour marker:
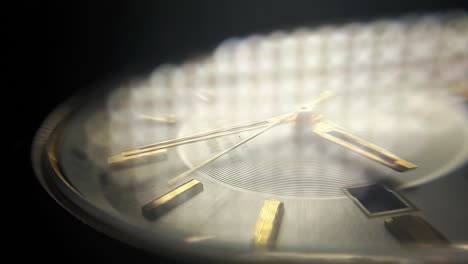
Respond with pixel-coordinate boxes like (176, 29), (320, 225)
(253, 199), (284, 250)
(142, 179), (203, 220)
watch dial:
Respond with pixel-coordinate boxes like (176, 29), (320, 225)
(34, 13), (468, 262)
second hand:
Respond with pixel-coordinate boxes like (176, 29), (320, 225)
(167, 113), (295, 185)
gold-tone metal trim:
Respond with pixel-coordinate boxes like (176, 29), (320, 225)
(142, 179), (203, 220)
(253, 199), (284, 250)
(313, 120), (417, 172)
(42, 106), (81, 195)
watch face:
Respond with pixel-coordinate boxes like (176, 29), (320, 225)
(34, 13), (468, 263)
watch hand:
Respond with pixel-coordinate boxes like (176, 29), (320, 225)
(167, 113), (295, 185)
(122, 116), (283, 155)
(312, 119), (417, 172)
(109, 91), (334, 165)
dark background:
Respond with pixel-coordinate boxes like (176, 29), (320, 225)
(14, 1), (464, 262)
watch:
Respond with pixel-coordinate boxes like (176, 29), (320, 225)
(33, 13), (468, 263)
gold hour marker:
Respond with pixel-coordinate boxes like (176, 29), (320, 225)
(108, 149), (167, 168)
(385, 215), (449, 245)
(142, 179), (203, 220)
(184, 235), (215, 244)
(253, 199), (284, 250)
(138, 113), (177, 124)
(313, 120), (417, 172)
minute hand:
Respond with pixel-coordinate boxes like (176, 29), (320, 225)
(121, 114), (286, 157)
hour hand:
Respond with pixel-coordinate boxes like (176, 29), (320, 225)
(312, 120), (417, 172)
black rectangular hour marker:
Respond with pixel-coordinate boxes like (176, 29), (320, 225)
(312, 121), (416, 172)
(142, 179), (203, 220)
(345, 184), (414, 217)
(385, 215), (449, 245)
